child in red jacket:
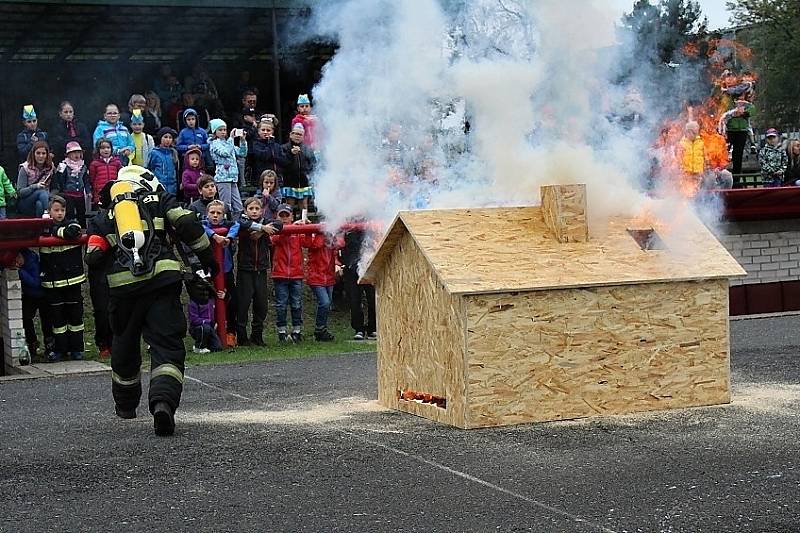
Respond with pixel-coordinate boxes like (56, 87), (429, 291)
(271, 204), (307, 343)
(88, 138), (121, 209)
(305, 232), (342, 341)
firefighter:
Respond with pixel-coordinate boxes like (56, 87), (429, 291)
(85, 165), (215, 436)
(39, 195), (86, 362)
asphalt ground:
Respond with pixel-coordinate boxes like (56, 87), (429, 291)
(1, 316), (799, 533)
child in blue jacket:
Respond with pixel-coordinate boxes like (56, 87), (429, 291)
(203, 199), (240, 344)
(209, 118), (247, 218)
(147, 127), (179, 195)
(92, 104), (134, 163)
(17, 249), (54, 359)
(176, 108), (210, 162)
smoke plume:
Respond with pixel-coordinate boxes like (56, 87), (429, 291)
(307, 0), (712, 247)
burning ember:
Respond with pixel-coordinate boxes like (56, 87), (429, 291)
(399, 389), (446, 409)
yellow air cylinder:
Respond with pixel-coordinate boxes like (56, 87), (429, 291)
(110, 180), (145, 252)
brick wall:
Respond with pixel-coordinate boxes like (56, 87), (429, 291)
(716, 219), (800, 286)
(1, 268), (26, 370)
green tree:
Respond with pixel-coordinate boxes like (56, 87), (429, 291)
(620, 0), (708, 64)
(727, 0), (800, 126)
(617, 0), (711, 113)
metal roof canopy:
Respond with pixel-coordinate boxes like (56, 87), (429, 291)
(0, 1), (324, 64)
(1, 0), (311, 8)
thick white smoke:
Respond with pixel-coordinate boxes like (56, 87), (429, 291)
(309, 0), (695, 241)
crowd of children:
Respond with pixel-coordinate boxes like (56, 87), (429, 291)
(0, 87), (379, 362)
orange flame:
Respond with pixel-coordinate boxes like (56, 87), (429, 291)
(652, 37), (756, 200)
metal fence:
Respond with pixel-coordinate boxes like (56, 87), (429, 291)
(754, 128), (800, 146)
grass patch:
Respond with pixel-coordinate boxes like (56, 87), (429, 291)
(29, 282), (375, 366)
(184, 311), (376, 367)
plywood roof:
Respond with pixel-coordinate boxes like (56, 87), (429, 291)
(362, 205), (746, 295)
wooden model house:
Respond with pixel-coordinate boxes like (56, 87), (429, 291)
(361, 185), (746, 428)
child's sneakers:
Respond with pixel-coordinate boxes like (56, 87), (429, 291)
(278, 330), (291, 344)
(47, 351), (63, 363)
(367, 332), (377, 341)
(353, 331), (365, 341)
(192, 345), (211, 354)
(314, 328), (335, 342)
(69, 351), (84, 360)
(291, 331), (303, 343)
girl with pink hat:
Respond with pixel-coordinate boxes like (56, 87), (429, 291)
(53, 141), (91, 226)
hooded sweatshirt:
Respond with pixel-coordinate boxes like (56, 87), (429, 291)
(188, 298), (215, 329)
(181, 148), (205, 201)
(18, 248), (44, 299)
(176, 125), (210, 156)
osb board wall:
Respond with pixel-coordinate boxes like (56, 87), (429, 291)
(540, 184), (588, 243)
(464, 279), (731, 428)
(376, 231), (468, 427)
(387, 207), (744, 294)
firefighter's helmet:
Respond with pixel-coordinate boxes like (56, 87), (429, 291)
(117, 165), (164, 193)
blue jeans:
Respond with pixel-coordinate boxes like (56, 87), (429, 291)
(274, 279), (302, 329)
(190, 323), (222, 351)
(17, 189), (49, 217)
(310, 285), (333, 330)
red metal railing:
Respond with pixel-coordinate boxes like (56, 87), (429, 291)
(210, 221), (372, 346)
(0, 218), (374, 349)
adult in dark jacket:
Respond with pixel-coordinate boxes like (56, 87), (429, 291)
(230, 90), (260, 129)
(49, 101), (92, 163)
(252, 120), (288, 187)
(340, 226), (376, 340)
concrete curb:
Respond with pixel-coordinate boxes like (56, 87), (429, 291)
(0, 360), (110, 382)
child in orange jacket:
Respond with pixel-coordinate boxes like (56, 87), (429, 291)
(270, 204), (307, 343)
(305, 232), (343, 341)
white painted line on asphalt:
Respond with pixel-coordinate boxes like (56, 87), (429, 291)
(186, 374), (618, 533)
(335, 428), (619, 533)
(184, 375), (255, 402)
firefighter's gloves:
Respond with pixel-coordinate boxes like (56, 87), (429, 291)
(62, 223), (83, 240)
(185, 272), (215, 303)
(196, 247), (218, 278)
